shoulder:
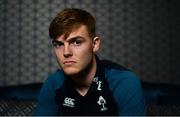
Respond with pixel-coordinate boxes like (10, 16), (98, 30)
(43, 69), (66, 90)
(102, 60), (142, 95)
(35, 69), (66, 115)
(102, 60), (139, 83)
(38, 69), (66, 98)
(102, 60), (146, 115)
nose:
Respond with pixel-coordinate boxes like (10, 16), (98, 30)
(63, 44), (72, 58)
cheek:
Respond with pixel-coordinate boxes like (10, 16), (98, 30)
(84, 42), (94, 51)
(54, 50), (63, 61)
(76, 45), (93, 63)
(76, 44), (93, 57)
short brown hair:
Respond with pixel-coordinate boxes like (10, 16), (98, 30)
(49, 8), (96, 39)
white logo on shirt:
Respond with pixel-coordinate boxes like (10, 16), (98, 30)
(97, 96), (108, 111)
(97, 81), (102, 91)
(63, 97), (75, 107)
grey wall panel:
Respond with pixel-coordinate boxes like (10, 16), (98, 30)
(0, 0), (179, 86)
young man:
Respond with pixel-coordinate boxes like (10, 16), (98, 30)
(35, 8), (147, 116)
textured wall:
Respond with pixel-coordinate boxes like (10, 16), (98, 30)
(0, 0), (179, 86)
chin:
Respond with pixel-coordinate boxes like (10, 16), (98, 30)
(63, 68), (80, 76)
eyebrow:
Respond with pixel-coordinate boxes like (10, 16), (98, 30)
(52, 36), (84, 44)
(52, 40), (63, 44)
(66, 36), (84, 42)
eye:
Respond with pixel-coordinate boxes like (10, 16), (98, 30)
(52, 41), (64, 48)
(73, 39), (82, 46)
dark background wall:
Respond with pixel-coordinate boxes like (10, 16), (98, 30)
(0, 0), (179, 86)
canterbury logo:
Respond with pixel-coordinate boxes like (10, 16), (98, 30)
(63, 97), (75, 107)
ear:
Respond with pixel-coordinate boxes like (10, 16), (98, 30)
(92, 36), (100, 53)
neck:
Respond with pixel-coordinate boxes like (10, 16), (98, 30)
(70, 56), (97, 95)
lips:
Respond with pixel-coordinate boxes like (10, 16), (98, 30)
(63, 61), (76, 65)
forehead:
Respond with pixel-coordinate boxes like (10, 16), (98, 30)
(56, 25), (90, 41)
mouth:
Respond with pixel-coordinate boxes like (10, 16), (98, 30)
(63, 61), (76, 66)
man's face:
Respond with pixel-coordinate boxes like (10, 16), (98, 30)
(53, 25), (100, 76)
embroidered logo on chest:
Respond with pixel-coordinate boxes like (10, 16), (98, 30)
(97, 81), (102, 91)
(93, 77), (102, 91)
(63, 97), (75, 107)
(97, 96), (108, 111)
